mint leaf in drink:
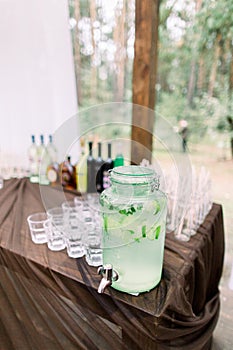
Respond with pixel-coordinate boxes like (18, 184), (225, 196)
(119, 206), (137, 216)
(131, 206), (136, 213)
(142, 225), (146, 238)
(119, 209), (128, 215)
(153, 201), (160, 215)
(155, 225), (161, 239)
(104, 216), (108, 231)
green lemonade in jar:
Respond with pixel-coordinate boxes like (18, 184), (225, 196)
(100, 165), (167, 294)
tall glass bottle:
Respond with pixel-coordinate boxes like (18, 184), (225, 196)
(47, 162), (60, 186)
(87, 141), (96, 193)
(28, 135), (39, 183)
(61, 156), (76, 190)
(102, 142), (114, 190)
(46, 134), (60, 186)
(37, 135), (45, 166)
(47, 135), (57, 163)
(114, 142), (124, 168)
(38, 135), (50, 185)
(95, 142), (104, 193)
(76, 138), (87, 193)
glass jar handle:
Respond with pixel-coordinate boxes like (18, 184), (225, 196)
(151, 175), (160, 192)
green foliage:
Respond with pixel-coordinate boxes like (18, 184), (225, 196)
(157, 0), (233, 140)
(68, 0), (233, 142)
(156, 91), (186, 125)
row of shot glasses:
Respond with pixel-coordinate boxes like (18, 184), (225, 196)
(27, 194), (103, 267)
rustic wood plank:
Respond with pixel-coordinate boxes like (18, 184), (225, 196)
(131, 0), (160, 164)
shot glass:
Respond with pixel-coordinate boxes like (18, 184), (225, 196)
(27, 212), (49, 244)
(85, 227), (103, 267)
(62, 201), (85, 258)
(65, 229), (85, 258)
(46, 207), (67, 251)
(74, 196), (83, 211)
(0, 175), (4, 189)
(80, 202), (95, 227)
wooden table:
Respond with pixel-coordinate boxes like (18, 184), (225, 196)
(0, 178), (225, 349)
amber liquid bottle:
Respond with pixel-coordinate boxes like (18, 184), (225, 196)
(61, 156), (76, 190)
(47, 162), (60, 186)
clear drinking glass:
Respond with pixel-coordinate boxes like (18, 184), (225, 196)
(27, 212), (49, 244)
(46, 207), (67, 251)
(74, 196), (83, 212)
(85, 226), (103, 267)
(62, 201), (85, 258)
(0, 176), (3, 189)
(79, 202), (95, 231)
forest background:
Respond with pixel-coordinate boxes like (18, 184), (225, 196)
(69, 0), (233, 158)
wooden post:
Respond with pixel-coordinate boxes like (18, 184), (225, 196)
(131, 0), (160, 165)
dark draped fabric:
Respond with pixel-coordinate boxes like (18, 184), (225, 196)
(0, 178), (224, 349)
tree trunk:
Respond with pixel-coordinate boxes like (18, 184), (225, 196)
(208, 33), (222, 97)
(197, 53), (205, 94)
(229, 42), (233, 101)
(187, 0), (203, 105)
(74, 0), (82, 105)
(187, 60), (196, 106)
(89, 0), (97, 100)
(113, 1), (126, 102)
(131, 0), (160, 165)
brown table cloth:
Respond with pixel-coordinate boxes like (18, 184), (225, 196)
(0, 178), (225, 349)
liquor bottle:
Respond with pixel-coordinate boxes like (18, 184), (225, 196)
(37, 135), (45, 166)
(95, 142), (104, 193)
(76, 138), (87, 193)
(47, 135), (57, 163)
(47, 162), (60, 186)
(46, 134), (60, 186)
(38, 135), (51, 185)
(61, 156), (76, 190)
(87, 141), (96, 193)
(102, 142), (114, 190)
(114, 142), (124, 168)
(28, 135), (39, 183)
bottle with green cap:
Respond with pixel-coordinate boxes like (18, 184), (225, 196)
(114, 142), (124, 168)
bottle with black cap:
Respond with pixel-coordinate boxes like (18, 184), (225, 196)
(87, 141), (96, 193)
(95, 142), (104, 193)
(102, 142), (114, 190)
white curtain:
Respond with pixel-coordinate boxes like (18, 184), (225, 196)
(0, 0), (79, 168)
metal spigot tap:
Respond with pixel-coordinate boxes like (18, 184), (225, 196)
(97, 264), (119, 294)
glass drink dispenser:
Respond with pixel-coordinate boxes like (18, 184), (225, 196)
(98, 165), (167, 295)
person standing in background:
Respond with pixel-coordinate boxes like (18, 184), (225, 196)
(227, 116), (233, 159)
(179, 120), (189, 153)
